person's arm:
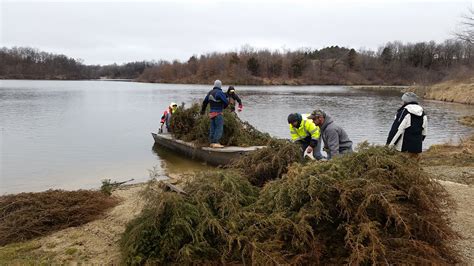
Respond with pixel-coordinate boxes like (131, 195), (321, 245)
(308, 139), (318, 152)
(306, 120), (321, 150)
(235, 94), (243, 111)
(387, 110), (404, 145)
(422, 114), (428, 141)
(386, 115), (397, 145)
(289, 125), (302, 142)
(201, 94), (209, 115)
(160, 112), (166, 124)
(218, 91), (229, 108)
(165, 112), (171, 129)
(325, 129), (340, 158)
(389, 114), (411, 147)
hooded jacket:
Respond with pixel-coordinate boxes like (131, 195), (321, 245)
(319, 115), (353, 159)
(160, 107), (173, 129)
(386, 102), (428, 153)
(226, 91), (243, 111)
(201, 87), (229, 114)
(289, 114), (320, 148)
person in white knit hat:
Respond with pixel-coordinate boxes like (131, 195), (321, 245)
(386, 92), (428, 160)
(201, 80), (229, 148)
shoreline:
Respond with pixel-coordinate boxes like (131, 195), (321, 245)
(0, 77), (410, 88)
(1, 78), (411, 87)
(345, 85), (408, 91)
(2, 79), (472, 106)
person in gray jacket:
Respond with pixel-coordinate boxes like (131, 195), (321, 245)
(308, 109), (353, 159)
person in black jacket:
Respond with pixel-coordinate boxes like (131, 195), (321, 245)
(386, 92), (428, 159)
(226, 86), (243, 112)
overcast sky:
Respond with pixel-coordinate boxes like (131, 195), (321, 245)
(1, 0), (472, 65)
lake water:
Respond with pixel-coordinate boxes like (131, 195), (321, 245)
(1, 80), (472, 194)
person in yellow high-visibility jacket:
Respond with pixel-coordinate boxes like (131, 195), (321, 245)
(287, 113), (324, 160)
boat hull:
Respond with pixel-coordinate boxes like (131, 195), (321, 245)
(151, 133), (265, 166)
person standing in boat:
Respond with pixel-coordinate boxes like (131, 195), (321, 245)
(201, 80), (229, 148)
(386, 92), (428, 160)
(159, 102), (178, 133)
(226, 86), (243, 112)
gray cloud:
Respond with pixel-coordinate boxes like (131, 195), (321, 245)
(1, 0), (470, 64)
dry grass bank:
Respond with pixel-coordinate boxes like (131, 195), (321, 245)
(0, 190), (119, 246)
(0, 184), (145, 264)
(422, 135), (474, 169)
(347, 85), (408, 91)
(409, 78), (474, 104)
(459, 115), (474, 127)
(422, 115), (474, 185)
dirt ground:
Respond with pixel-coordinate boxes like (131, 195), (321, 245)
(0, 184), (146, 264)
(437, 179), (474, 263)
(424, 166), (474, 185)
(35, 184), (146, 263)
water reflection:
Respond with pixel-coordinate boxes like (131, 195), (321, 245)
(151, 144), (212, 175)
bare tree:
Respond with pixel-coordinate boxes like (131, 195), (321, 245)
(455, 7), (474, 44)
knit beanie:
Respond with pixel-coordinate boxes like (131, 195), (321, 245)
(214, 80), (222, 88)
(401, 92), (419, 103)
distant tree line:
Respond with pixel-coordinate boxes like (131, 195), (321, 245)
(98, 61), (155, 79)
(138, 40), (473, 85)
(0, 47), (154, 80)
(0, 47), (92, 79)
(1, 40), (472, 85)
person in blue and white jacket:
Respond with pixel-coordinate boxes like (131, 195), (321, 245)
(386, 92), (428, 159)
(201, 80), (229, 148)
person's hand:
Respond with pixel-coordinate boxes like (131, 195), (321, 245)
(303, 147), (315, 160)
(238, 105), (243, 112)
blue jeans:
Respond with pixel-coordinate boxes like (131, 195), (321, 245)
(209, 114), (224, 144)
(300, 136), (324, 160)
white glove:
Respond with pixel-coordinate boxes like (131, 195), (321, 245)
(304, 147), (315, 160)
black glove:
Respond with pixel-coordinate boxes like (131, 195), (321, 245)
(309, 139), (318, 148)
